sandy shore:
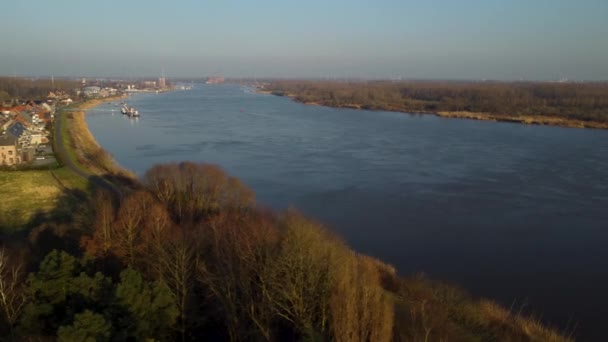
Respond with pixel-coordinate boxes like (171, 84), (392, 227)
(435, 111), (608, 129)
(65, 95), (137, 179)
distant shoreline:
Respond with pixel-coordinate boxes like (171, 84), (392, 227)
(255, 87), (608, 130)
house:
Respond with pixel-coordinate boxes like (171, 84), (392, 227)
(0, 134), (20, 166)
(30, 132), (43, 145)
(84, 86), (101, 97)
(1, 119), (14, 132)
(40, 112), (53, 124)
(41, 103), (52, 112)
(2, 99), (15, 107)
(20, 145), (34, 163)
(17, 112), (33, 127)
(7, 121), (26, 139)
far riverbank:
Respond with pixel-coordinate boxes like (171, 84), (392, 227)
(257, 81), (608, 129)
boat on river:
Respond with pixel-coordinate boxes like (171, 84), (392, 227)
(121, 104), (139, 117)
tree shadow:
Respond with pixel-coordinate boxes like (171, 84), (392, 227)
(0, 173), (137, 271)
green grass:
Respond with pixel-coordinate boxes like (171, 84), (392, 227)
(0, 105), (97, 232)
(52, 166), (89, 190)
(58, 109), (82, 170)
(0, 167), (88, 231)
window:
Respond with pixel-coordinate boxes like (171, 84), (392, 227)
(8, 150), (12, 155)
(9, 158), (13, 164)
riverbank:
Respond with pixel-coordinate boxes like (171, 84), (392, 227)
(56, 95), (137, 188)
(257, 81), (608, 129)
(259, 90), (608, 129)
(435, 111), (608, 129)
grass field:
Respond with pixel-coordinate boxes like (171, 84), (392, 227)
(0, 167), (87, 231)
(0, 97), (136, 232)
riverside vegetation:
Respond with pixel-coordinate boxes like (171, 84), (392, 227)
(262, 80), (608, 129)
(0, 159), (573, 340)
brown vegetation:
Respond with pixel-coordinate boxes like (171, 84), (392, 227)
(263, 80), (608, 129)
(392, 275), (573, 341)
(85, 162), (571, 341)
(116, 163), (396, 341)
(143, 162), (254, 224)
(0, 161), (573, 341)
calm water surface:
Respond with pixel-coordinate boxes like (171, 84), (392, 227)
(87, 84), (608, 340)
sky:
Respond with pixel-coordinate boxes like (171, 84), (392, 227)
(0, 0), (607, 80)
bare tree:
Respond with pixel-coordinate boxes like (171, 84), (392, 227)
(145, 164), (183, 220)
(114, 191), (158, 266)
(156, 232), (196, 342)
(197, 210), (278, 341)
(0, 248), (26, 334)
(140, 202), (174, 277)
(81, 190), (116, 258)
(261, 211), (341, 339)
(334, 255), (394, 342)
(144, 162), (254, 224)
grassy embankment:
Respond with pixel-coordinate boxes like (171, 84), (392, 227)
(261, 80), (608, 129)
(57, 96), (136, 180)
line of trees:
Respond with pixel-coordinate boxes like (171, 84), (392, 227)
(0, 77), (78, 102)
(265, 80), (608, 123)
(0, 162), (573, 341)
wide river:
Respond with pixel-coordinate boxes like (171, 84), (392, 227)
(87, 84), (608, 340)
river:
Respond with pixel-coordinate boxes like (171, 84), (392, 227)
(87, 84), (608, 340)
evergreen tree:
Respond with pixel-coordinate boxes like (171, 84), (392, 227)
(18, 250), (111, 336)
(57, 310), (111, 342)
(115, 268), (178, 340)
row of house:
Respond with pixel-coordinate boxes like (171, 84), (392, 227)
(81, 86), (118, 98)
(47, 91), (74, 105)
(0, 101), (54, 166)
(0, 135), (19, 165)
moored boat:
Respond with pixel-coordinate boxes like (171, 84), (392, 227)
(121, 104), (139, 117)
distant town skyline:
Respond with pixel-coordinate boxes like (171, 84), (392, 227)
(1, 0), (607, 81)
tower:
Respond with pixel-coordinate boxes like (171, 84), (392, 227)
(158, 69), (166, 88)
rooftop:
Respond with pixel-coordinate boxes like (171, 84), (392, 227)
(0, 134), (17, 147)
(7, 121), (26, 138)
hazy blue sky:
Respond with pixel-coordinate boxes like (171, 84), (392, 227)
(1, 0), (607, 80)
